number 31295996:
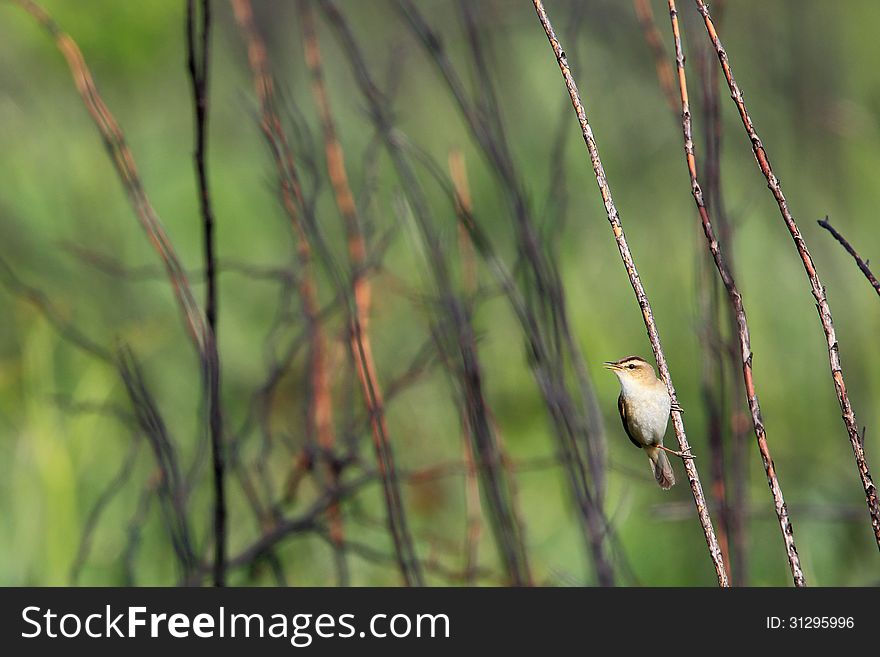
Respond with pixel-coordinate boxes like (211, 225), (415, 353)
(766, 617), (854, 629)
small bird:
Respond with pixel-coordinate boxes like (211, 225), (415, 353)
(604, 355), (689, 490)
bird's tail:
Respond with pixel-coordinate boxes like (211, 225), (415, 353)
(647, 447), (675, 490)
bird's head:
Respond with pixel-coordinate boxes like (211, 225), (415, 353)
(603, 355), (658, 383)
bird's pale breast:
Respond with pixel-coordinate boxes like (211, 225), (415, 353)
(621, 383), (671, 446)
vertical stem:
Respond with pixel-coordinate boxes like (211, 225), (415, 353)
(301, 0), (410, 586)
(299, 0), (349, 587)
(450, 149), (484, 585)
(667, 0), (805, 586)
(695, 6), (749, 583)
(447, 149), (532, 585)
(636, 0), (734, 578)
(186, 0), (225, 587)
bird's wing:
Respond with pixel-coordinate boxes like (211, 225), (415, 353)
(618, 393), (643, 449)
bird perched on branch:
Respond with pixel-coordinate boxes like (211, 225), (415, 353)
(604, 355), (691, 489)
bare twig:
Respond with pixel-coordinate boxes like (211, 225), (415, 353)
(299, 0), (350, 587)
(449, 150), (478, 300)
(818, 217), (880, 298)
(532, 0), (729, 586)
(314, 527), (498, 584)
(693, 1), (747, 584)
(116, 346), (197, 579)
(0, 256), (112, 363)
(0, 254), (205, 582)
(666, 0), (804, 586)
(209, 472), (375, 577)
(448, 150), (531, 584)
(228, 1), (359, 592)
(446, 149), (531, 585)
(231, 2), (336, 521)
(186, 0), (226, 588)
(10, 0), (208, 357)
(695, 0), (880, 550)
(450, 150), (486, 585)
(61, 242), (294, 284)
(636, 0), (734, 577)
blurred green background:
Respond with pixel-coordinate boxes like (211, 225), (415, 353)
(1, 0), (879, 586)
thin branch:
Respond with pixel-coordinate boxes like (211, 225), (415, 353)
(0, 256), (112, 363)
(62, 242), (295, 284)
(636, 0), (734, 577)
(299, 0), (350, 587)
(230, 0), (365, 591)
(532, 0), (729, 586)
(208, 472), (375, 577)
(11, 0), (208, 358)
(666, 0), (804, 586)
(695, 0), (880, 550)
(303, 0), (424, 586)
(186, 0), (226, 588)
(818, 217), (880, 298)
(231, 2), (337, 522)
(450, 150), (485, 585)
(446, 150), (531, 585)
(116, 346), (198, 579)
(693, 1), (747, 584)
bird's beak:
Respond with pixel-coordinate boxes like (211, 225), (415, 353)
(603, 361), (621, 371)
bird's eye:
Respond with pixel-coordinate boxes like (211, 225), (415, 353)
(628, 364), (635, 369)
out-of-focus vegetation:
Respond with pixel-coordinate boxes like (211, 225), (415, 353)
(1, 0), (879, 586)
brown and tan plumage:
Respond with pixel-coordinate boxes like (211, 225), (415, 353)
(617, 394), (643, 450)
(604, 355), (685, 489)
